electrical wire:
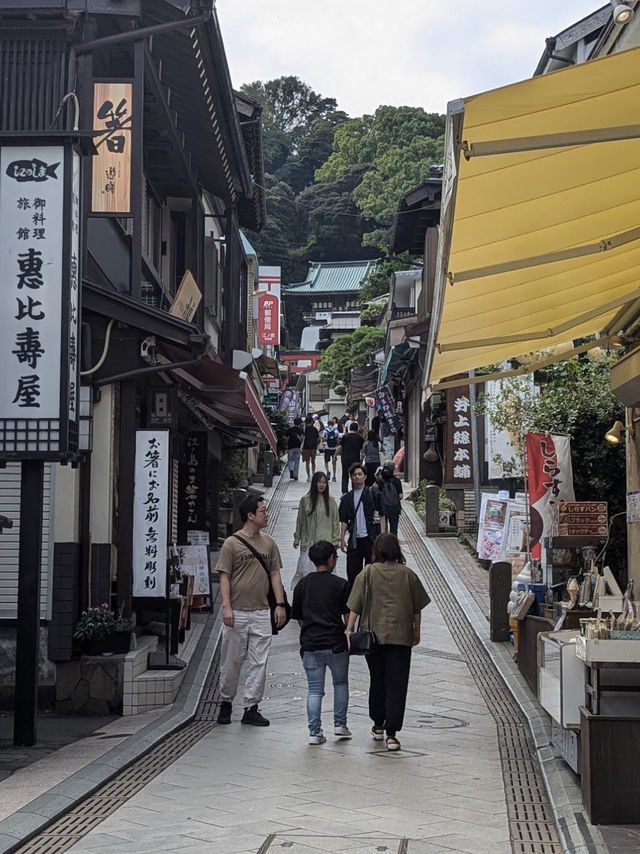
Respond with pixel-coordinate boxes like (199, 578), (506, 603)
(595, 510), (627, 566)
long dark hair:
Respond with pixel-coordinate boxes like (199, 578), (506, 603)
(308, 471), (330, 516)
(367, 430), (378, 448)
(372, 532), (405, 564)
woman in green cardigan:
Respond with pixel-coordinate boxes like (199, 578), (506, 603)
(346, 532), (430, 752)
(292, 471), (340, 589)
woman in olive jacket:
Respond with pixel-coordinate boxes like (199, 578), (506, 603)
(346, 533), (430, 751)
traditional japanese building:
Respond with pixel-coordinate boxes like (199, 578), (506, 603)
(0, 0), (275, 711)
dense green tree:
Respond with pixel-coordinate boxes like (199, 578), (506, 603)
(316, 106), (445, 250)
(318, 326), (385, 395)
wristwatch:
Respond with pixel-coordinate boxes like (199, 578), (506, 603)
(275, 602), (285, 607)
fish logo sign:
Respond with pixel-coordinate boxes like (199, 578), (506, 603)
(5, 158), (59, 182)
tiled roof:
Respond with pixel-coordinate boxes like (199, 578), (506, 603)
(284, 259), (380, 294)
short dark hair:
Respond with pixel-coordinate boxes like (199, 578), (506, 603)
(239, 494), (264, 523)
(349, 461), (366, 477)
(372, 532), (405, 564)
(308, 540), (337, 568)
(349, 421), (359, 431)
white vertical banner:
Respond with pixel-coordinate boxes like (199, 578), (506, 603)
(132, 430), (169, 597)
(68, 151), (80, 421)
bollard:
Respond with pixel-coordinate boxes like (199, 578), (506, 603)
(425, 484), (440, 536)
(263, 450), (274, 488)
(489, 561), (512, 641)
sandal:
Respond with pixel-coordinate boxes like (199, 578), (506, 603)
(386, 737), (401, 751)
(371, 726), (384, 741)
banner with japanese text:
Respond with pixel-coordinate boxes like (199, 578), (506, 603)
(444, 385), (474, 485)
(257, 266), (281, 346)
(0, 142), (80, 456)
(92, 81), (132, 214)
(178, 432), (207, 542)
(525, 432), (575, 558)
(374, 385), (403, 434)
(133, 430), (169, 597)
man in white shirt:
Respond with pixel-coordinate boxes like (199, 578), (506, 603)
(338, 463), (385, 588)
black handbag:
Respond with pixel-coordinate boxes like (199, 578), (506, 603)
(349, 565), (377, 655)
(232, 535), (292, 635)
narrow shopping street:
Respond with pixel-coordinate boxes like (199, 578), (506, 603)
(0, 471), (586, 854)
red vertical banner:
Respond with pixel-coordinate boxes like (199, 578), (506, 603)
(257, 291), (280, 345)
(444, 386), (474, 485)
(525, 432), (575, 558)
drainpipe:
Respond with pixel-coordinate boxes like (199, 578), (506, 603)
(74, 12), (212, 54)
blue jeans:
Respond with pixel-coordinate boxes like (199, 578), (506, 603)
(287, 447), (301, 478)
(302, 649), (349, 735)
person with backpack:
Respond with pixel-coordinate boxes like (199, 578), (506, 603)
(361, 430), (382, 486)
(302, 415), (320, 482)
(286, 417), (303, 481)
(323, 418), (340, 482)
(376, 461), (403, 537)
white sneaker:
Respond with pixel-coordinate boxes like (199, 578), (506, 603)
(309, 731), (326, 745)
(334, 725), (352, 738)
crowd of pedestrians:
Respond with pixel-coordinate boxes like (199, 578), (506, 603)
(216, 411), (430, 752)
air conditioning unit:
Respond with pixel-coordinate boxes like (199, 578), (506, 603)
(610, 347), (640, 406)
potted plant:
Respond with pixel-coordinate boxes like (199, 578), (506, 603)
(73, 603), (133, 656)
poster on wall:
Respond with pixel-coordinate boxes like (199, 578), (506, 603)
(176, 544), (211, 596)
(132, 430), (169, 597)
(477, 493), (509, 561)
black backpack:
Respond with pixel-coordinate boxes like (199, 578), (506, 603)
(381, 478), (400, 512)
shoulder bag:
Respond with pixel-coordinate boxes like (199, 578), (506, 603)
(349, 564), (377, 655)
(232, 534), (292, 635)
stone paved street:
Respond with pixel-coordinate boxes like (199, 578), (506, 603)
(64, 473), (513, 854)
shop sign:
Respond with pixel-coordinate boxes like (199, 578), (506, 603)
(556, 501), (608, 537)
(444, 385), (473, 485)
(279, 388), (300, 425)
(526, 432), (575, 558)
(169, 270), (202, 322)
(257, 266), (281, 346)
(91, 81), (132, 214)
(0, 141), (81, 458)
(178, 432), (207, 539)
(133, 430), (169, 597)
(374, 385), (403, 434)
(176, 544), (210, 596)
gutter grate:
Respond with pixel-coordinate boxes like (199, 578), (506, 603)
(400, 517), (562, 854)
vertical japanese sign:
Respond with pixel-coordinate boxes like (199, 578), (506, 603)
(0, 142), (80, 456)
(257, 266), (281, 346)
(525, 432), (575, 558)
(178, 432), (208, 541)
(374, 385), (403, 434)
(133, 430), (169, 597)
(444, 385), (474, 485)
(92, 82), (132, 214)
(279, 388), (300, 425)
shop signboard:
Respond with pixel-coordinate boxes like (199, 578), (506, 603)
(477, 493), (509, 561)
(176, 544), (210, 597)
(374, 385), (403, 434)
(0, 139), (81, 459)
(444, 385), (474, 485)
(178, 432), (207, 540)
(556, 501), (608, 537)
(526, 432), (575, 558)
(133, 430), (169, 597)
(257, 266), (281, 346)
(91, 81), (133, 214)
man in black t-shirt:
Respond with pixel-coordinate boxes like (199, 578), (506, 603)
(336, 421), (364, 494)
(302, 415), (319, 482)
(291, 540), (351, 744)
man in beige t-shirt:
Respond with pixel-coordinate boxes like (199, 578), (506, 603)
(216, 494), (286, 727)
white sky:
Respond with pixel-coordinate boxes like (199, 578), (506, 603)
(216, 1), (604, 117)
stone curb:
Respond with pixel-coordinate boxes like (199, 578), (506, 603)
(402, 500), (607, 854)
(0, 607), (224, 854)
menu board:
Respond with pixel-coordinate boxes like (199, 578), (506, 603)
(557, 501), (607, 536)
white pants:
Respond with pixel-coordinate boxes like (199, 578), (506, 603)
(219, 609), (272, 708)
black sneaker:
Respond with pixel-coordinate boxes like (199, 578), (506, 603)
(217, 701), (232, 725)
(241, 705), (270, 726)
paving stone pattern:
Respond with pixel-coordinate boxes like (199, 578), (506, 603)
(65, 474), (512, 854)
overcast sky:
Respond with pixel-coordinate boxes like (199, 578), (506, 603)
(216, 1), (604, 117)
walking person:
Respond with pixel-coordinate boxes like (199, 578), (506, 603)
(287, 417), (303, 481)
(323, 418), (340, 482)
(376, 461), (403, 536)
(361, 430), (382, 486)
(216, 494), (287, 727)
(292, 471), (340, 589)
(346, 533), (430, 752)
(302, 415), (320, 482)
(291, 540), (351, 745)
(338, 462), (385, 588)
(336, 421), (364, 495)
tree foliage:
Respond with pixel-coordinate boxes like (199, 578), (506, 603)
(318, 326), (385, 395)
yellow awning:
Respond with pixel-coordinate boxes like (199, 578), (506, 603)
(426, 45), (640, 390)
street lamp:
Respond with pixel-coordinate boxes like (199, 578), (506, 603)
(611, 2), (634, 24)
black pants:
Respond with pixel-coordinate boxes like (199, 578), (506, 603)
(387, 511), (401, 537)
(366, 644), (412, 737)
(346, 536), (373, 587)
(364, 462), (378, 486)
(341, 459), (358, 494)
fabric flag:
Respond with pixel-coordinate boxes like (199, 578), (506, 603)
(525, 432), (575, 558)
